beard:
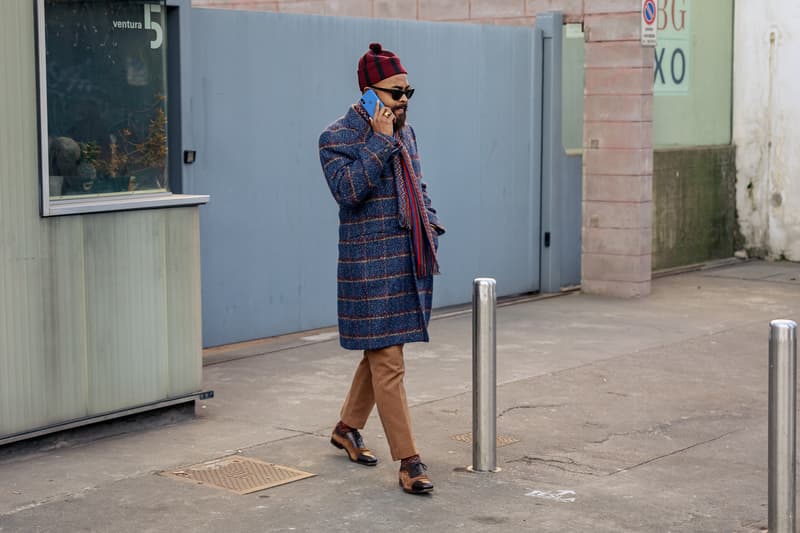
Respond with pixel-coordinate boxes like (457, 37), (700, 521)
(393, 105), (408, 130)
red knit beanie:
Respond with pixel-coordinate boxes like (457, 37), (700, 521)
(357, 43), (407, 91)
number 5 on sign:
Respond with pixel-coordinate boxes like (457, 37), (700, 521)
(144, 4), (163, 49)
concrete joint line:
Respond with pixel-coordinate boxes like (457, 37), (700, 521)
(610, 430), (739, 476)
(215, 427), (329, 461)
(509, 430), (739, 478)
(701, 275), (799, 286)
(274, 426), (327, 438)
(1, 486), (97, 518)
(497, 404), (566, 418)
(433, 290), (577, 322)
(203, 338), (336, 367)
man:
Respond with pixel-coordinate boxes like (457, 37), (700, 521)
(318, 43), (444, 495)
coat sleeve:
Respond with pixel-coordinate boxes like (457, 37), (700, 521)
(319, 128), (400, 207)
(407, 126), (445, 235)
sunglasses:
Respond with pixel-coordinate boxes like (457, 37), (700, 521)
(370, 85), (415, 100)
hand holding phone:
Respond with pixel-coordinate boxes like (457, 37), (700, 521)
(360, 88), (394, 136)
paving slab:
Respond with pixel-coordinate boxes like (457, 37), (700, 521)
(1, 260), (799, 532)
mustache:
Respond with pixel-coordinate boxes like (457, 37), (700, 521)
(393, 104), (408, 112)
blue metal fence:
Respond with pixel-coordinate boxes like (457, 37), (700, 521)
(189, 9), (572, 347)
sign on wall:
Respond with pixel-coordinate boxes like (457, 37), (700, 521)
(654, 0), (690, 94)
(641, 0), (657, 46)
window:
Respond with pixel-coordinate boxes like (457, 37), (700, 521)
(36, 0), (207, 216)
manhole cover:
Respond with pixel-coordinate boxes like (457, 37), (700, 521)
(450, 432), (520, 447)
(161, 455), (315, 495)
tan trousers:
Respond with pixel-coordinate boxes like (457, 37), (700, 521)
(339, 345), (418, 461)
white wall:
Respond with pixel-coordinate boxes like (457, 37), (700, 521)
(734, 0), (800, 259)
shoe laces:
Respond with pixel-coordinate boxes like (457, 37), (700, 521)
(349, 428), (365, 448)
(402, 460), (428, 478)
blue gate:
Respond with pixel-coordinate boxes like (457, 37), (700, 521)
(188, 9), (568, 346)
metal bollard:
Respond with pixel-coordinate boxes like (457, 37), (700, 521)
(768, 319), (797, 533)
(470, 278), (499, 473)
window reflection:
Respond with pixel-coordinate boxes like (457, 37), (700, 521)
(45, 0), (168, 198)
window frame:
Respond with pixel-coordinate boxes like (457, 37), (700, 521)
(34, 0), (208, 217)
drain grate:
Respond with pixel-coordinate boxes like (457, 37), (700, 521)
(161, 455), (315, 495)
(450, 432), (520, 447)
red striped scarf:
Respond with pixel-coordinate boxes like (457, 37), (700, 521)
(352, 105), (439, 278)
(394, 142), (439, 278)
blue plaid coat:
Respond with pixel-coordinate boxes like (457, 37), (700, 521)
(319, 105), (443, 350)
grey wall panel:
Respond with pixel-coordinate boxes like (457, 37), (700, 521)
(538, 13), (565, 293)
(165, 208), (203, 396)
(1, 1), (90, 434)
(400, 24), (540, 304)
(0, 0), (90, 435)
(84, 212), (170, 413)
(45, 217), (90, 423)
(192, 10), (544, 346)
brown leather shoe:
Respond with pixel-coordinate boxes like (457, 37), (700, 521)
(399, 460), (434, 494)
(330, 427), (378, 466)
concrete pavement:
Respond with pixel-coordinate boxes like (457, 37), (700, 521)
(1, 260), (799, 532)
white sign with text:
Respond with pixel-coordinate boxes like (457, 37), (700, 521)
(642, 0), (657, 46)
(654, 0), (690, 94)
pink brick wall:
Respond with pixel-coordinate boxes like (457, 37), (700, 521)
(192, 0), (654, 297)
(192, 0), (583, 23)
(582, 4), (653, 297)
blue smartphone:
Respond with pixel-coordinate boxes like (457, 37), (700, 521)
(359, 88), (383, 118)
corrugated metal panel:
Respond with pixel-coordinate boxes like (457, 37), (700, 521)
(0, 0), (55, 435)
(164, 208), (203, 396)
(44, 216), (90, 423)
(0, 0), (203, 438)
(83, 212), (170, 413)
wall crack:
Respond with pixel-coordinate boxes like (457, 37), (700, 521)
(507, 455), (602, 476)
